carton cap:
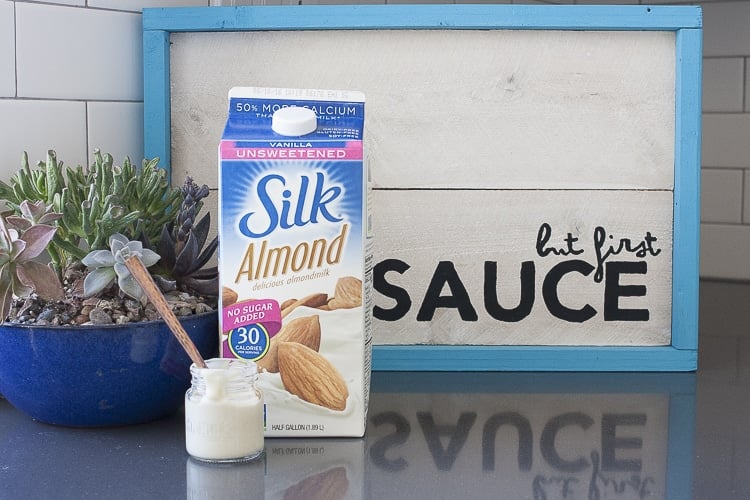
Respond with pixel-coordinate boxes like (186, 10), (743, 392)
(272, 106), (317, 136)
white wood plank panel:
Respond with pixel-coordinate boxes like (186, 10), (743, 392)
(371, 189), (673, 346)
(169, 29), (675, 191)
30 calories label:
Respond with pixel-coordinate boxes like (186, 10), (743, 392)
(222, 299), (282, 360)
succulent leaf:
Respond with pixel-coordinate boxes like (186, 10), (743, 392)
(82, 233), (159, 302)
(83, 267), (117, 296)
(17, 224), (58, 261)
(0, 250), (10, 267)
(139, 177), (218, 297)
(0, 265), (14, 321)
(5, 216), (32, 231)
(181, 276), (220, 297)
(109, 233), (129, 254)
(81, 249), (116, 268)
(140, 247), (160, 268)
(11, 268), (34, 298)
(113, 261), (130, 278)
(155, 225), (176, 270)
(173, 231), (200, 277)
(17, 261), (65, 301)
(19, 200), (44, 220)
(194, 236), (219, 272)
(192, 213), (211, 250)
(10, 239), (26, 260)
(117, 272), (147, 305)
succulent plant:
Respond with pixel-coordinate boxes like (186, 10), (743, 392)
(0, 202), (65, 320)
(4, 199), (63, 228)
(81, 233), (161, 305)
(0, 150), (182, 280)
(143, 177), (219, 297)
(0, 150), (218, 324)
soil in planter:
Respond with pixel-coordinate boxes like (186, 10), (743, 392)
(6, 265), (217, 326)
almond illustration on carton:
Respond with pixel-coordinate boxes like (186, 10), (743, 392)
(222, 286), (238, 306)
(328, 276), (362, 310)
(279, 298), (298, 310)
(277, 342), (349, 411)
(280, 292), (329, 318)
(257, 315), (321, 373)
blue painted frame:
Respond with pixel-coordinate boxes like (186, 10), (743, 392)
(143, 5), (702, 372)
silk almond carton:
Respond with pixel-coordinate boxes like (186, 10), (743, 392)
(218, 87), (371, 437)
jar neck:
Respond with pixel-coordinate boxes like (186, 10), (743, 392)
(190, 359), (258, 400)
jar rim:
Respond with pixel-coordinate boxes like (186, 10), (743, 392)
(190, 357), (258, 376)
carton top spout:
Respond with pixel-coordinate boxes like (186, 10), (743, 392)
(272, 106), (318, 137)
(222, 87), (365, 142)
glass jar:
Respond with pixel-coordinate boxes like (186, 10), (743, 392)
(185, 358), (264, 463)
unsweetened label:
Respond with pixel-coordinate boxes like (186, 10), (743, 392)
(218, 87), (371, 437)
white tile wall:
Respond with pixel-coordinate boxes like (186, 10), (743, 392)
(743, 173), (750, 224)
(702, 169), (743, 223)
(655, 0), (726, 3)
(0, 99), (87, 179)
(87, 101), (144, 166)
(88, 0), (207, 11)
(297, 0), (382, 4)
(16, 3), (142, 100)
(23, 0), (85, 6)
(1, 0), (750, 279)
(703, 2), (750, 58)
(0, 1), (14, 98)
(700, 3), (750, 279)
(703, 58), (744, 112)
(576, 0), (638, 4)
(386, 0), (451, 3)
(454, 0), (511, 4)
(702, 224), (750, 280)
(702, 114), (750, 168)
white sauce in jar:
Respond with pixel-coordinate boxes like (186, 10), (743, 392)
(185, 358), (264, 462)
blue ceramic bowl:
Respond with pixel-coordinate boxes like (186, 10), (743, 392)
(0, 312), (218, 427)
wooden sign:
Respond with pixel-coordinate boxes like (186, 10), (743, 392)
(142, 5), (702, 371)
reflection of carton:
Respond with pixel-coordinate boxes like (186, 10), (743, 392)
(219, 88), (371, 437)
(265, 438), (365, 500)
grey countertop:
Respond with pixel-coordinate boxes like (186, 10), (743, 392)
(1, 279), (747, 500)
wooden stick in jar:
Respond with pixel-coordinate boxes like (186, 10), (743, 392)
(124, 255), (208, 369)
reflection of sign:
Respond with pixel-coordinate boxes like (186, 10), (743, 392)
(368, 394), (667, 499)
(366, 372), (696, 500)
(143, 4), (702, 370)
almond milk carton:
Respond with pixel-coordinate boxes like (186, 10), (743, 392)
(218, 87), (371, 437)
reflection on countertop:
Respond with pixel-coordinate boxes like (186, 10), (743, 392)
(0, 371), (696, 500)
(1, 279), (749, 499)
(367, 371), (692, 500)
